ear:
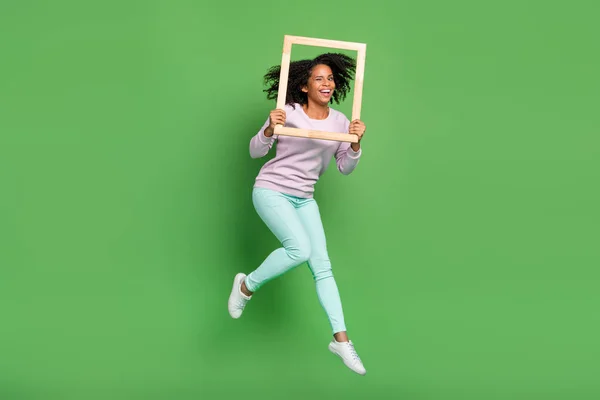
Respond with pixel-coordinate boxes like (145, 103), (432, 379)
(301, 85), (308, 93)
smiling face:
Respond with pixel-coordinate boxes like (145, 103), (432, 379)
(302, 64), (335, 106)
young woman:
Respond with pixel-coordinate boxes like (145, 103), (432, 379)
(228, 53), (367, 375)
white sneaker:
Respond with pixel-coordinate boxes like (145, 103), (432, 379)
(328, 339), (366, 375)
(228, 273), (252, 319)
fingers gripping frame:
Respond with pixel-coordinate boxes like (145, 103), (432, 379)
(274, 35), (367, 143)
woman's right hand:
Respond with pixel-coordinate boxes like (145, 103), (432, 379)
(264, 109), (286, 137)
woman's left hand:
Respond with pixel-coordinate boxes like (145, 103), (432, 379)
(349, 120), (366, 142)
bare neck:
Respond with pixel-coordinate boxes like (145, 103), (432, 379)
(302, 101), (330, 120)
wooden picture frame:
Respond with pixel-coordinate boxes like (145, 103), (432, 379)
(274, 35), (367, 143)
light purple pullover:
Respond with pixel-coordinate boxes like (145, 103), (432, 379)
(249, 103), (362, 199)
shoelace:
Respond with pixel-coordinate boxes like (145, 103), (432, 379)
(346, 342), (361, 362)
(235, 284), (251, 309)
(236, 298), (248, 309)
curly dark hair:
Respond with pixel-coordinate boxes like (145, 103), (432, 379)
(263, 52), (356, 107)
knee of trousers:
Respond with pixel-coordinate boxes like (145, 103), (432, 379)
(310, 258), (333, 281)
(285, 242), (311, 264)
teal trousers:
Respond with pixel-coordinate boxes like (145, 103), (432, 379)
(245, 187), (347, 334)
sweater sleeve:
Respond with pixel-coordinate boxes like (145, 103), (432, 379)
(334, 118), (361, 175)
(249, 118), (276, 159)
(335, 142), (361, 175)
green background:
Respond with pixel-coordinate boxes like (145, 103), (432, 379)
(1, 0), (599, 399)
